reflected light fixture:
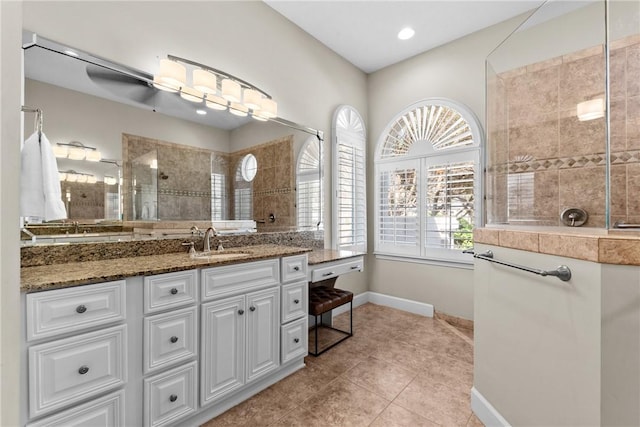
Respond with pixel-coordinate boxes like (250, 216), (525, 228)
(54, 141), (102, 162)
(59, 170), (97, 184)
(577, 98), (605, 121)
(153, 55), (278, 121)
(196, 109), (207, 115)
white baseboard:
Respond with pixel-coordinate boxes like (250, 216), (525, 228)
(331, 291), (434, 318)
(471, 387), (511, 427)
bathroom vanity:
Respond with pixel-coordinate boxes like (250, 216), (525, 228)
(20, 245), (312, 427)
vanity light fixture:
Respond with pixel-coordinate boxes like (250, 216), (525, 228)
(154, 55), (278, 121)
(577, 98), (605, 121)
(398, 27), (415, 40)
(104, 176), (118, 186)
(54, 141), (102, 162)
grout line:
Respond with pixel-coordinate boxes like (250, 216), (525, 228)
(436, 317), (474, 346)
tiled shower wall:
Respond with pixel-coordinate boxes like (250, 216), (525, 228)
(487, 35), (640, 227)
(123, 133), (295, 228)
(229, 136), (295, 232)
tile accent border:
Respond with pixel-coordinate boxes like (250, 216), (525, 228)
(474, 227), (640, 265)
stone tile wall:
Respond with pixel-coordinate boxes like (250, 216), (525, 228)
(487, 35), (640, 227)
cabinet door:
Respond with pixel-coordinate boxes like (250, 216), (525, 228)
(200, 295), (245, 407)
(246, 287), (280, 383)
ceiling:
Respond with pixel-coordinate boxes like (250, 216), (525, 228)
(264, 1), (546, 73)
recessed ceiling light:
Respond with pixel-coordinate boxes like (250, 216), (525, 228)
(64, 49), (79, 57)
(397, 27), (415, 41)
(196, 109), (207, 115)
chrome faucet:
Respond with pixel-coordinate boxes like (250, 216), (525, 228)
(203, 226), (217, 252)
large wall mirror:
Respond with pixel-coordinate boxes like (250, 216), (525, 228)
(22, 32), (323, 239)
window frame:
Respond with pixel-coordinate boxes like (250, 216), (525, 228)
(332, 105), (367, 252)
(374, 98), (484, 264)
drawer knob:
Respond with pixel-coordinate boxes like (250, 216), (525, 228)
(294, 299), (300, 304)
(78, 366), (89, 375)
(322, 272), (335, 277)
(76, 305), (87, 314)
(351, 266), (360, 270)
(169, 394), (178, 403)
(170, 288), (178, 295)
(238, 309), (244, 315)
(249, 306), (256, 312)
(293, 266), (300, 271)
(170, 336), (179, 344)
(294, 338), (300, 343)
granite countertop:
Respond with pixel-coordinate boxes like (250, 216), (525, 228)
(307, 249), (365, 265)
(21, 245), (312, 293)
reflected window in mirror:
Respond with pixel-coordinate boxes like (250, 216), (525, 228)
(332, 105), (367, 252)
(297, 136), (323, 230)
(234, 157), (253, 220)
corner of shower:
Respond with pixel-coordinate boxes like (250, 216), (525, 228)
(485, 0), (639, 232)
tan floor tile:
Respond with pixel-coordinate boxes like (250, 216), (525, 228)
(269, 359), (340, 402)
(371, 337), (439, 372)
(344, 356), (417, 400)
(273, 378), (390, 426)
(467, 413), (486, 427)
(398, 326), (474, 365)
(394, 374), (472, 426)
(418, 353), (474, 395)
(370, 403), (440, 427)
(200, 386), (297, 427)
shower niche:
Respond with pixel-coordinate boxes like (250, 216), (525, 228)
(485, 0), (639, 229)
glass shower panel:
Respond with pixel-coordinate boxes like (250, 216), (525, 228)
(131, 149), (158, 221)
(486, 0), (607, 227)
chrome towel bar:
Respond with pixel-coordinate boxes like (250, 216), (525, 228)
(467, 249), (572, 282)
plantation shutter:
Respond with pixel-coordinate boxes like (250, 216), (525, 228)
(333, 106), (366, 252)
(211, 173), (226, 221)
(297, 138), (322, 230)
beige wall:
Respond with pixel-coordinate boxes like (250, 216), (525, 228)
(366, 14), (529, 319)
(474, 244), (603, 425)
(1, 2), (23, 425)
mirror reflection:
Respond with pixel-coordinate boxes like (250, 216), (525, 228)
(22, 33), (323, 240)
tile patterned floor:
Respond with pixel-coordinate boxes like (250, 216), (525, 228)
(202, 303), (483, 427)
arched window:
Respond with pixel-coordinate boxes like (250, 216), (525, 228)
(333, 105), (366, 252)
(234, 155), (253, 220)
(297, 136), (322, 230)
(375, 99), (482, 263)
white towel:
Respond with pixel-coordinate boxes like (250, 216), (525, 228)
(20, 131), (67, 221)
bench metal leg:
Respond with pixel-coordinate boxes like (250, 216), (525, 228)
(309, 301), (353, 357)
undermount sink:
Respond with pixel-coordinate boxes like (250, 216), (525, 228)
(191, 251), (250, 261)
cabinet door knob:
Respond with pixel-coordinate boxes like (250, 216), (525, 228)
(170, 336), (179, 344)
(169, 394), (178, 402)
(293, 266), (300, 271)
(294, 338), (300, 343)
(76, 305), (87, 314)
(170, 287), (178, 295)
(78, 365), (89, 375)
(249, 306), (256, 312)
(238, 309), (244, 315)
(294, 299), (300, 304)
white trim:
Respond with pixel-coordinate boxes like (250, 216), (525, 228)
(374, 253), (473, 270)
(331, 291), (434, 318)
(471, 387), (512, 427)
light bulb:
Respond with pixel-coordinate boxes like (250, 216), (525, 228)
(67, 146), (86, 160)
(229, 102), (248, 117)
(259, 98), (277, 118)
(221, 79), (241, 103)
(85, 150), (102, 162)
(180, 86), (204, 103)
(206, 94), (228, 111)
(243, 89), (262, 110)
(193, 69), (217, 94)
(157, 59), (186, 88)
(52, 144), (68, 158)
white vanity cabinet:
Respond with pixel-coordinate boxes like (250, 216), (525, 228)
(142, 270), (199, 427)
(23, 281), (128, 426)
(279, 255), (309, 364)
(200, 260), (281, 407)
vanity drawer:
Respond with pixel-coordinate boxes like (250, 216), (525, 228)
(281, 317), (308, 364)
(28, 325), (127, 418)
(144, 361), (198, 427)
(281, 254), (308, 283)
(310, 256), (364, 283)
(281, 281), (307, 323)
(144, 306), (198, 374)
(26, 390), (125, 427)
(26, 280), (126, 342)
(144, 270), (198, 314)
(201, 259), (280, 301)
